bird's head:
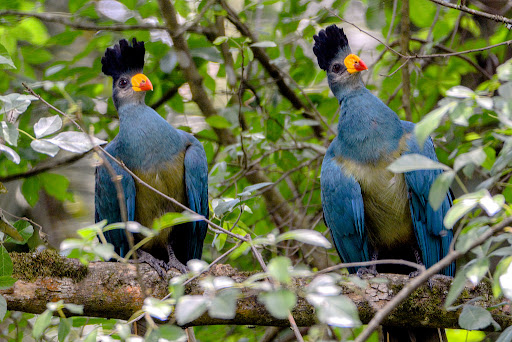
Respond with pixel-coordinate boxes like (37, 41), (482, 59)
(101, 38), (153, 110)
(313, 25), (367, 96)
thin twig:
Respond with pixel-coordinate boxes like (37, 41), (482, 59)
(427, 0), (512, 26)
(318, 259), (426, 274)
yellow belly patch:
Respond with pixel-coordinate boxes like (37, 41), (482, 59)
(132, 152), (187, 250)
(339, 135), (414, 248)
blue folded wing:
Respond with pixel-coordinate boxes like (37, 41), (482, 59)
(182, 136), (209, 261)
(321, 145), (369, 274)
(94, 145), (136, 258)
(401, 121), (454, 276)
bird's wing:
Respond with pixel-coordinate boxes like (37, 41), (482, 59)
(321, 148), (369, 273)
(181, 136), (209, 261)
(94, 145), (136, 258)
(401, 121), (455, 276)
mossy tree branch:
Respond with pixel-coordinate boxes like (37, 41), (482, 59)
(3, 251), (511, 329)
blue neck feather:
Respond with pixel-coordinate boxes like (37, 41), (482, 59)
(116, 103), (186, 169)
(331, 86), (404, 164)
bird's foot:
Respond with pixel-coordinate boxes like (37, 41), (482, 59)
(165, 246), (188, 274)
(356, 267), (378, 278)
(130, 249), (168, 279)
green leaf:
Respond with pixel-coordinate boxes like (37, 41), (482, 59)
(32, 310), (52, 339)
(212, 198), (240, 217)
(205, 115), (231, 129)
(276, 229), (332, 249)
(4, 219), (33, 244)
(0, 214), (24, 242)
(414, 101), (456, 149)
(58, 317), (71, 342)
(1, 121), (19, 146)
(34, 115), (62, 139)
(259, 289), (296, 319)
(250, 41), (277, 48)
(429, 171), (454, 211)
(40, 173), (72, 202)
(268, 257), (292, 284)
(0, 276), (17, 290)
(209, 288), (239, 319)
(152, 212), (202, 231)
(213, 36), (228, 45)
(22, 177), (41, 207)
(458, 305), (497, 330)
(409, 0), (437, 27)
(0, 245), (13, 277)
(158, 325), (186, 340)
(44, 132), (106, 153)
(63, 303), (83, 314)
(175, 295), (208, 325)
(387, 154), (451, 173)
(444, 191), (485, 229)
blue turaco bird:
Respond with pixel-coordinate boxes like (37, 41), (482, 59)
(314, 25), (454, 341)
(95, 38), (208, 277)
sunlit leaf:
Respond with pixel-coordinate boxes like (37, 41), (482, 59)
(143, 297), (173, 320)
(414, 102), (456, 149)
(96, 0), (132, 22)
(209, 288), (239, 319)
(175, 295), (208, 325)
(1, 121), (18, 146)
(258, 289), (296, 319)
(44, 132), (106, 153)
(388, 154), (451, 173)
(31, 139), (60, 157)
(0, 144), (20, 164)
(34, 115), (62, 138)
(276, 229), (332, 248)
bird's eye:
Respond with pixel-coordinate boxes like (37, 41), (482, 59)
(118, 78), (129, 88)
(332, 64), (343, 74)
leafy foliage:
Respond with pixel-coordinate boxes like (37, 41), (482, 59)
(0, 0), (511, 341)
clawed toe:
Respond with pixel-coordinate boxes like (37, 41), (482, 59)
(356, 267), (378, 278)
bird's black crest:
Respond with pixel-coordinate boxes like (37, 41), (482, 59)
(313, 25), (350, 71)
(101, 38), (145, 79)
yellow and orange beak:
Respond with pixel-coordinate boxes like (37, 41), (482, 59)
(131, 73), (153, 92)
(344, 54), (368, 74)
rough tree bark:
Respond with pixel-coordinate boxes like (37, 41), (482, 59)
(2, 251), (511, 329)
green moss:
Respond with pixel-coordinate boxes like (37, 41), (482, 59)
(10, 250), (88, 282)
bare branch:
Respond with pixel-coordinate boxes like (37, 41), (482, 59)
(427, 0), (512, 26)
(5, 251), (512, 330)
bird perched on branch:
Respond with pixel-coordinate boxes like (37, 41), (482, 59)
(95, 38), (208, 277)
(314, 24), (454, 341)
